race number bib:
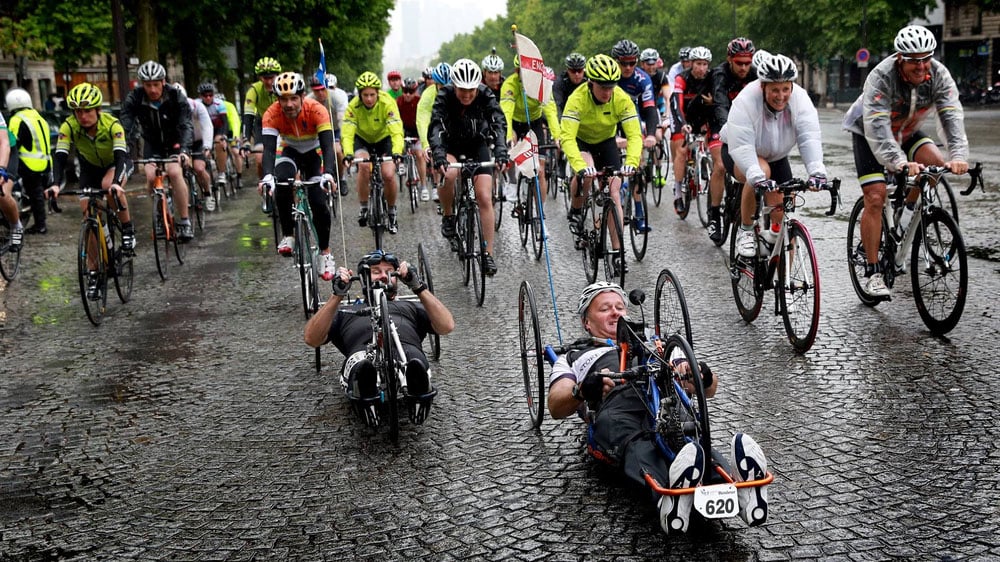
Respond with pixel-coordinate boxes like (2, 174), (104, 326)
(693, 483), (739, 519)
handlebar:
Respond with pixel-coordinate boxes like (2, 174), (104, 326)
(960, 162), (985, 196)
(445, 161), (496, 170)
(754, 177), (841, 216)
(353, 155), (396, 165)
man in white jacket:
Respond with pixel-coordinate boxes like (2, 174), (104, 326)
(719, 53), (828, 258)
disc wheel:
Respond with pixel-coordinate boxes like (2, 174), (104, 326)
(601, 202), (625, 287)
(911, 207), (967, 335)
(654, 268), (693, 346)
(78, 221), (107, 326)
(518, 280), (545, 429)
(418, 243), (440, 360)
(729, 222), (763, 322)
(778, 220), (821, 352)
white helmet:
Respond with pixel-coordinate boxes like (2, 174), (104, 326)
(138, 60), (166, 81)
(757, 54), (798, 82)
(450, 58), (482, 89)
(5, 88), (32, 111)
(577, 282), (627, 317)
(481, 54), (505, 72)
(894, 25), (937, 55)
(326, 74), (338, 88)
(688, 46), (712, 63)
(172, 82), (187, 98)
(752, 49), (772, 70)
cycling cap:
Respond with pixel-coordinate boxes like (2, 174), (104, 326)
(757, 54), (798, 82)
(564, 52), (586, 70)
(727, 37), (755, 58)
(451, 58), (482, 89)
(387, 70), (402, 80)
(197, 82), (215, 94)
(577, 282), (627, 317)
(894, 25), (937, 55)
(4, 88), (32, 111)
(678, 46), (692, 61)
(611, 39), (640, 60)
(688, 47), (712, 63)
(752, 49), (772, 69)
(355, 71), (382, 90)
(310, 73), (325, 90)
(273, 72), (306, 96)
(482, 53), (505, 72)
(640, 48), (659, 64)
(137, 60), (166, 81)
(67, 83), (104, 110)
(585, 54), (621, 85)
(359, 249), (400, 270)
(172, 82), (187, 98)
(255, 57), (281, 75)
(431, 62), (451, 85)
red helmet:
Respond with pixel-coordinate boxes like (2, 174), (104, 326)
(387, 70), (402, 80)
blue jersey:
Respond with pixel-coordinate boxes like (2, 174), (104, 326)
(617, 68), (657, 113)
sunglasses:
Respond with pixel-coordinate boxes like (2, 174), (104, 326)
(568, 68), (584, 74)
(361, 251), (399, 268)
(900, 54), (933, 63)
(618, 60), (637, 67)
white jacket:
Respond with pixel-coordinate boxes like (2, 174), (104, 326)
(187, 97), (213, 145)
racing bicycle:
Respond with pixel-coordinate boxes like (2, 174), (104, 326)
(136, 158), (184, 280)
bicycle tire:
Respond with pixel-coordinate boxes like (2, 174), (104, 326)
(676, 165), (693, 221)
(295, 218), (317, 319)
(717, 177), (740, 248)
(370, 184), (386, 251)
(528, 181), (544, 260)
(629, 178), (649, 262)
(652, 142), (668, 207)
(78, 221), (107, 326)
(0, 216), (21, 281)
(696, 156), (711, 228)
(654, 268), (693, 346)
(187, 171), (205, 234)
(601, 202), (625, 287)
(845, 197), (891, 307)
(778, 220), (820, 352)
(911, 207), (967, 335)
(379, 292), (400, 443)
(517, 175), (530, 247)
(417, 243), (440, 360)
(469, 204), (486, 306)
(269, 196), (281, 250)
(729, 222), (763, 322)
(518, 280), (545, 429)
(492, 172), (504, 232)
(152, 194), (169, 280)
(457, 201), (471, 286)
(581, 201), (598, 284)
(663, 335), (712, 466)
(171, 209), (186, 266)
(110, 217), (133, 303)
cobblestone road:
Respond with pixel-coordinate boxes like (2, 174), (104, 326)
(1, 108), (999, 561)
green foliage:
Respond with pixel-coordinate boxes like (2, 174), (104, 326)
(0, 0), (112, 71)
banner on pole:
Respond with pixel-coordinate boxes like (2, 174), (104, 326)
(514, 32), (553, 104)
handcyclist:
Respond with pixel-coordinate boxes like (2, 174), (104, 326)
(547, 282), (768, 534)
(304, 249), (454, 427)
(842, 24), (969, 299)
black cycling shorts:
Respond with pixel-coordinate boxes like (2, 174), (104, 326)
(576, 137), (621, 171)
(354, 137), (393, 158)
(852, 130), (934, 188)
(443, 139), (493, 177)
(721, 144), (792, 184)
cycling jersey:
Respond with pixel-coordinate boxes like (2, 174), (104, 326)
(617, 67), (659, 133)
(119, 84), (193, 154)
(8, 108), (51, 173)
(202, 98), (229, 136)
(711, 62), (757, 128)
(395, 92), (421, 133)
(842, 56), (967, 172)
(261, 97), (333, 153)
(187, 98), (213, 144)
(719, 79), (827, 186)
(52, 112), (128, 184)
(670, 68), (715, 131)
(645, 68), (670, 115)
(415, 83), (438, 147)
(341, 90), (404, 155)
(243, 81), (278, 140)
(499, 73), (561, 142)
(223, 101), (241, 140)
(428, 84), (508, 163)
(559, 84), (642, 173)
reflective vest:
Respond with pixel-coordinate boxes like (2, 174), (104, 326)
(9, 108), (52, 172)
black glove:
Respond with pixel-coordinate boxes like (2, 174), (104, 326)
(401, 267), (427, 294)
(332, 274), (352, 296)
(495, 154), (510, 168)
(580, 372), (606, 402)
(433, 158), (449, 172)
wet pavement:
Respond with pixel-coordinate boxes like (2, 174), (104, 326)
(1, 108), (999, 561)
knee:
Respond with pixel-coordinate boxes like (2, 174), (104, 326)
(863, 185), (886, 210)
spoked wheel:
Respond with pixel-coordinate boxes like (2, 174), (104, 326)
(911, 207), (967, 335)
(845, 197), (892, 307)
(189, 182), (205, 235)
(601, 202), (625, 287)
(628, 179), (648, 262)
(717, 178), (740, 248)
(926, 176), (959, 224)
(269, 199), (281, 251)
(652, 142), (669, 207)
(379, 292), (400, 443)
(371, 196), (386, 251)
(562, 173), (573, 213)
(662, 335), (711, 463)
(778, 220), (821, 352)
(171, 213), (186, 266)
(295, 221), (319, 320)
(492, 173), (504, 232)
(518, 280), (545, 429)
(0, 218), (21, 281)
(111, 221), (133, 303)
(581, 203), (598, 284)
(78, 222), (107, 326)
(528, 182), (544, 260)
(729, 222), (763, 322)
(517, 176), (531, 248)
(675, 170), (693, 221)
(654, 268), (693, 346)
(469, 206), (486, 306)
(152, 196), (170, 280)
(418, 243), (440, 360)
(458, 204), (471, 286)
(696, 157), (712, 227)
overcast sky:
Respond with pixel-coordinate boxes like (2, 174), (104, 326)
(382, 0), (507, 74)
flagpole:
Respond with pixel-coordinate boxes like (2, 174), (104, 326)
(319, 37), (349, 268)
(511, 24), (563, 346)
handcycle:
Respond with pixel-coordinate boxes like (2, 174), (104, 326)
(448, 158), (496, 307)
(0, 179), (27, 281)
(572, 166), (627, 287)
(136, 157), (185, 280)
(354, 153), (396, 250)
(846, 164), (980, 335)
(728, 177), (839, 352)
(398, 137), (421, 213)
(517, 271), (772, 527)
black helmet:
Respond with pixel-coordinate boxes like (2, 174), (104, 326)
(612, 39), (640, 60)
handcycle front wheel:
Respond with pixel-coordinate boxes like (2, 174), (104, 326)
(662, 334), (712, 465)
(911, 207), (967, 335)
(78, 221), (107, 326)
(654, 268), (693, 346)
(778, 220), (820, 352)
(518, 280), (545, 429)
(417, 243), (440, 360)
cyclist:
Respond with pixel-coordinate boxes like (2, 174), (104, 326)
(304, 249), (455, 427)
(218, 93), (245, 177)
(385, 70), (404, 99)
(667, 46), (692, 90)
(5, 88), (51, 235)
(547, 282), (768, 534)
(46, 83), (134, 256)
(481, 51), (505, 98)
(720, 54), (828, 259)
(197, 83), (231, 195)
(668, 46), (715, 216)
(177, 82), (217, 213)
(500, 54), (561, 200)
(0, 112), (21, 251)
(342, 71), (405, 234)
(553, 53), (587, 117)
(395, 77), (429, 201)
(560, 54), (642, 276)
(416, 63), (451, 203)
(257, 72), (338, 280)
(119, 61), (195, 241)
(706, 38), (757, 243)
(639, 48), (670, 128)
(417, 67), (434, 95)
(842, 24), (969, 298)
(308, 73), (350, 194)
(242, 57), (282, 180)
(428, 58), (509, 276)
(612, 40), (659, 231)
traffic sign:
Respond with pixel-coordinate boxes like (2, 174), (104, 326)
(856, 48), (870, 68)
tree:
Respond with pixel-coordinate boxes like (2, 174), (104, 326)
(0, 0), (113, 76)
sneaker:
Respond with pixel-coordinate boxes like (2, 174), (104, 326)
(441, 215), (457, 239)
(732, 433), (768, 527)
(177, 222), (194, 242)
(85, 272), (101, 300)
(204, 193), (216, 212)
(658, 441), (705, 534)
(388, 210), (398, 234)
(277, 236), (295, 256)
(865, 273), (891, 298)
(673, 196), (687, 215)
(483, 253), (498, 276)
(736, 228), (756, 258)
(320, 253), (337, 281)
(25, 224), (47, 235)
(358, 207), (369, 227)
(612, 254), (628, 275)
(431, 188), (440, 202)
(122, 226), (136, 253)
(10, 224), (23, 250)
(340, 179), (349, 197)
(568, 210), (584, 236)
(708, 215), (723, 244)
(217, 173), (226, 184)
(420, 186), (430, 201)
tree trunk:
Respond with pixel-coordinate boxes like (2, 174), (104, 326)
(136, 0), (158, 63)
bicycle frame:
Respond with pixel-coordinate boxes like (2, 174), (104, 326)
(355, 154), (395, 249)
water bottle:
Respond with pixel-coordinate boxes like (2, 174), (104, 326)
(759, 221), (779, 255)
(898, 203), (914, 233)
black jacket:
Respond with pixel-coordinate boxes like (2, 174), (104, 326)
(119, 84), (193, 153)
(428, 84), (508, 162)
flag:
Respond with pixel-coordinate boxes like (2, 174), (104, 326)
(317, 38), (326, 85)
(514, 32), (553, 104)
(510, 132), (538, 176)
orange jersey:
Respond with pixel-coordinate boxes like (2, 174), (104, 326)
(261, 97), (333, 152)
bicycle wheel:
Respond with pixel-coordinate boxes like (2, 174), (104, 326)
(295, 219), (318, 319)
(654, 268), (693, 346)
(171, 211), (186, 266)
(152, 195), (169, 280)
(581, 202), (598, 284)
(676, 166), (693, 221)
(225, 158), (238, 198)
(110, 219), (133, 303)
(371, 190), (385, 251)
(696, 156), (711, 227)
(417, 243), (440, 361)
(518, 280), (545, 429)
(517, 176), (531, 247)
(924, 176), (960, 224)
(379, 292), (400, 442)
(269, 196), (281, 250)
(729, 223), (763, 322)
(629, 179), (648, 262)
(469, 205), (486, 306)
(652, 142), (668, 207)
(911, 207), (967, 335)
(601, 202), (625, 287)
(718, 177), (740, 248)
(0, 217), (21, 281)
(457, 202), (471, 286)
(845, 197), (891, 307)
(528, 181), (544, 260)
(188, 174), (205, 234)
(663, 335), (712, 463)
(492, 172), (504, 232)
(78, 221), (107, 326)
(778, 220), (820, 352)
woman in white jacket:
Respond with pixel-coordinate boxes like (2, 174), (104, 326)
(719, 54), (828, 258)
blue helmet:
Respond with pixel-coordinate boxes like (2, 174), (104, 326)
(431, 62), (452, 85)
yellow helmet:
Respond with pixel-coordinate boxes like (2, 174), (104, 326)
(355, 71), (382, 90)
(585, 54), (621, 85)
(67, 83), (104, 109)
